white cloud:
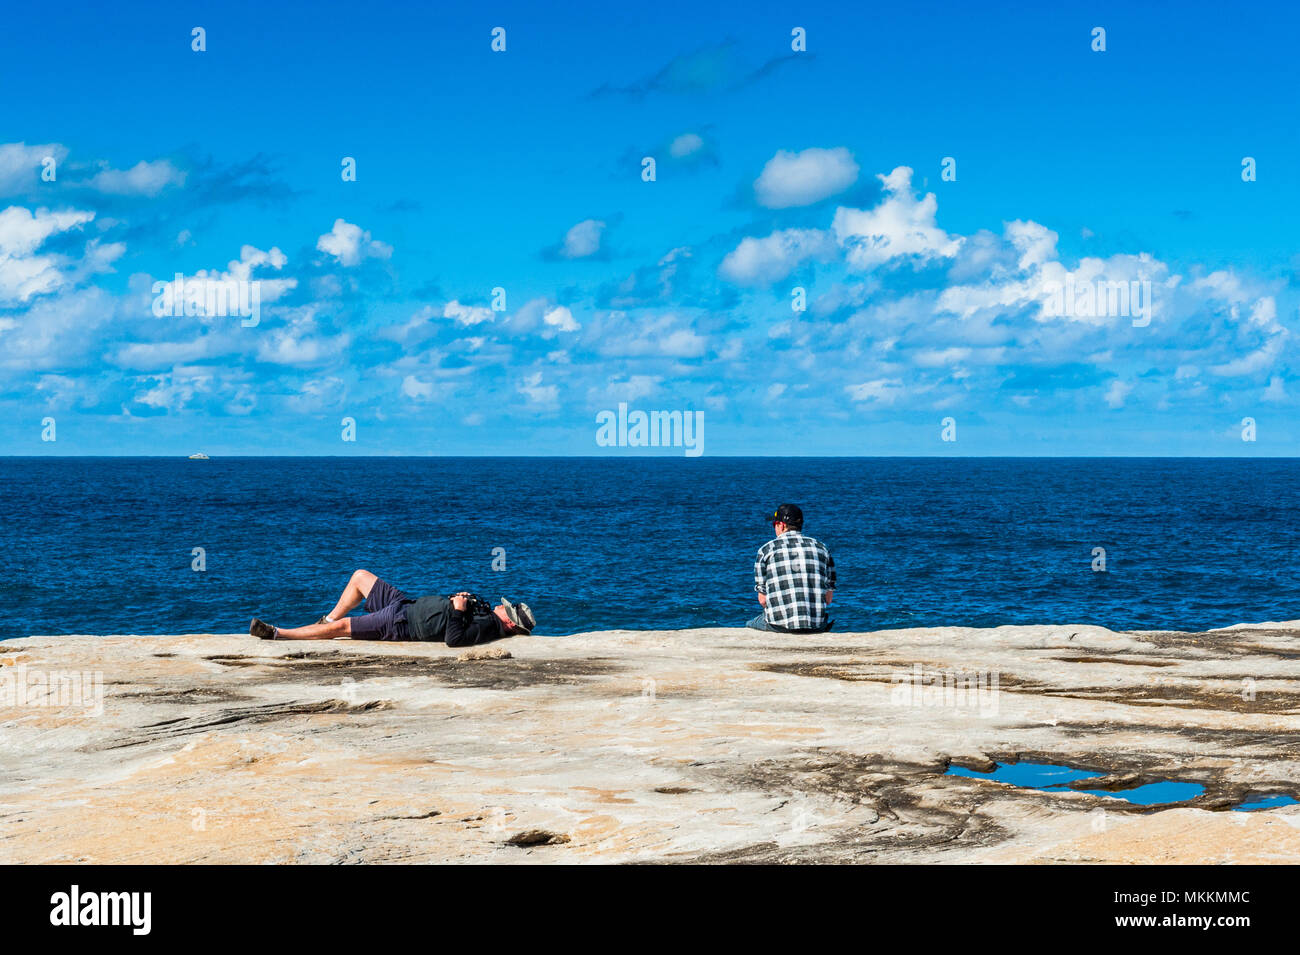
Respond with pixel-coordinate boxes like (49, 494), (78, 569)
(378, 305), (440, 343)
(0, 206), (93, 257)
(543, 305), (580, 332)
(0, 250), (65, 303)
(506, 297), (551, 334)
(846, 379), (904, 404)
(316, 218), (392, 266)
(0, 286), (113, 370)
(669, 133), (705, 159)
(228, 244), (288, 280)
(719, 227), (834, 286)
(224, 383), (257, 416)
(72, 239), (124, 280)
(599, 374), (661, 402)
(1249, 296), (1277, 326)
(914, 347), (977, 368)
(0, 143), (65, 195)
(1104, 380), (1132, 408)
(443, 300), (494, 326)
(0, 206), (96, 303)
(255, 306), (349, 366)
(256, 331), (349, 366)
(133, 367), (216, 412)
(516, 371), (558, 406)
(401, 375), (436, 400)
(597, 313), (708, 358)
(718, 337), (743, 361)
(151, 245), (297, 319)
(285, 376), (346, 414)
(754, 147), (859, 208)
(832, 166), (961, 269)
(115, 338), (211, 369)
(1005, 220), (1059, 271)
(560, 219), (606, 259)
(34, 373), (97, 410)
(658, 328), (708, 357)
(937, 230), (1171, 331)
(88, 159), (187, 196)
(1210, 332), (1287, 377)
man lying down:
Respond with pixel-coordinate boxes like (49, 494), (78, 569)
(249, 568), (535, 646)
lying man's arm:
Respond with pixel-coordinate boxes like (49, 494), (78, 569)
(445, 593), (494, 648)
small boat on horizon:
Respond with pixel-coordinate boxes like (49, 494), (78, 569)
(188, 452), (210, 460)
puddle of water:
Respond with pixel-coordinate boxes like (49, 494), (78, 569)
(1077, 781), (1205, 805)
(948, 761), (1102, 788)
(947, 761), (1205, 806)
(1235, 794), (1300, 812)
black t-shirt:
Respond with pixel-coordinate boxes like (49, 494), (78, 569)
(405, 593), (503, 646)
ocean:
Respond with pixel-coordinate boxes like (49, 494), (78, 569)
(5, 456), (1299, 639)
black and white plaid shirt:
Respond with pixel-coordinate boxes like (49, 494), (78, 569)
(754, 531), (836, 630)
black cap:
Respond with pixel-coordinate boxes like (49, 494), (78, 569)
(769, 503), (803, 528)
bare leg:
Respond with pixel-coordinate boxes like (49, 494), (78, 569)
(275, 618), (353, 640)
(325, 569), (379, 621)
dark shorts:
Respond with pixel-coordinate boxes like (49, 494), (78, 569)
(746, 612), (834, 634)
(350, 577), (414, 641)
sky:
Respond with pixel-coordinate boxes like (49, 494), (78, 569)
(3, 0), (1299, 455)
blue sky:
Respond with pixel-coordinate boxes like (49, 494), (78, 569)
(4, 0), (1299, 455)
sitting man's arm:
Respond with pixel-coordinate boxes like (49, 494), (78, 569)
(824, 550), (837, 604)
(754, 550), (768, 606)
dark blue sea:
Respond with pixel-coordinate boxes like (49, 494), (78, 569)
(4, 457), (1299, 639)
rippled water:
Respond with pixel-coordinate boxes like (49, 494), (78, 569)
(5, 457), (1299, 637)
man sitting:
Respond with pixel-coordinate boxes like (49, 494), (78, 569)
(250, 569), (535, 647)
(749, 503), (836, 634)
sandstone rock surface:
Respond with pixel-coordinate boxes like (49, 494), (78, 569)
(2, 623), (1299, 863)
